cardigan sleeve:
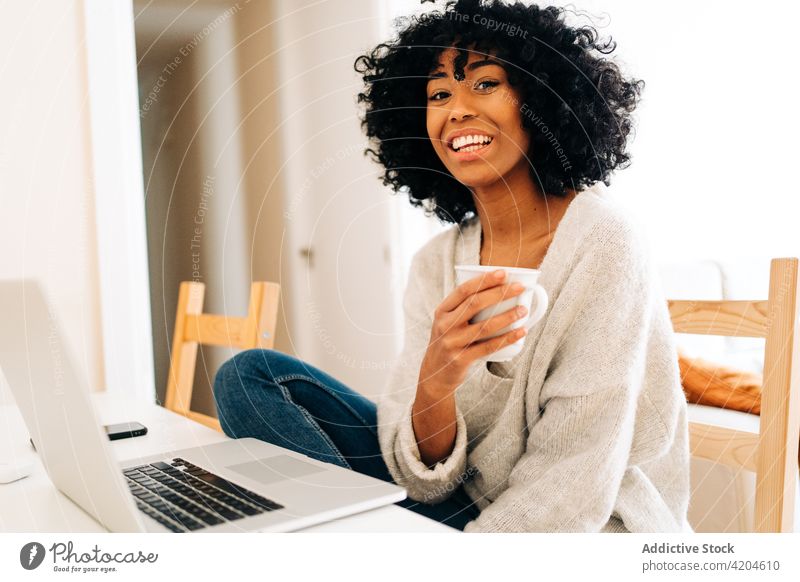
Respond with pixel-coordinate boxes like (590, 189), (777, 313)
(376, 250), (469, 504)
(463, 222), (655, 532)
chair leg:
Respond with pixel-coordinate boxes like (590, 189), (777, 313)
(165, 282), (205, 415)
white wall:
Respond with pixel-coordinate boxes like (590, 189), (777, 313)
(0, 1), (105, 403)
(134, 0), (407, 407)
(84, 0), (155, 402)
(549, 0), (800, 263)
(134, 0), (252, 412)
(232, 0), (294, 361)
(273, 0), (405, 398)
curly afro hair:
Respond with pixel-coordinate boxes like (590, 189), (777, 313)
(354, 0), (644, 224)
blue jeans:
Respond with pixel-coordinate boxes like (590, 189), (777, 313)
(212, 349), (481, 531)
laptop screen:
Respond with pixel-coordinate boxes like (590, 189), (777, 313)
(0, 279), (144, 532)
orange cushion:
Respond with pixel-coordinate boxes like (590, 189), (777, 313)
(677, 349), (762, 415)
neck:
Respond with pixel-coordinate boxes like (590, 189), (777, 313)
(470, 162), (575, 254)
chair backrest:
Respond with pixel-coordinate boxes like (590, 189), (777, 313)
(165, 281), (280, 432)
(668, 258), (800, 532)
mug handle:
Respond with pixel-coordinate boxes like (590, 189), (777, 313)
(524, 284), (549, 330)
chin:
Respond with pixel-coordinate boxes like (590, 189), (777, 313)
(440, 156), (519, 190)
(449, 170), (504, 189)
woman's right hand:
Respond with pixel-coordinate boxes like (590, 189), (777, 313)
(419, 269), (529, 395)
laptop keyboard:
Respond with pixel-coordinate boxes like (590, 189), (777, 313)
(123, 457), (284, 532)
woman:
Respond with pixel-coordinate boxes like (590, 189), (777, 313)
(213, 0), (692, 532)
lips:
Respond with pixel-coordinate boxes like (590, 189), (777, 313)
(451, 138), (492, 153)
(446, 131), (494, 150)
(442, 129), (496, 162)
(446, 135), (495, 161)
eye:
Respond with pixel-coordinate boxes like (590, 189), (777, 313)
(428, 90), (450, 102)
(474, 79), (500, 91)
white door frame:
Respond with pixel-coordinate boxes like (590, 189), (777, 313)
(82, 0), (156, 403)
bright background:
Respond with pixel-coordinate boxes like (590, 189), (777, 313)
(1, 0), (797, 410)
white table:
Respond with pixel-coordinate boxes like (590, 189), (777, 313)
(0, 392), (453, 533)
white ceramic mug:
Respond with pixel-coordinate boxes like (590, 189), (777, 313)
(454, 265), (549, 362)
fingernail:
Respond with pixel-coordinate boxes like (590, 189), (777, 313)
(493, 270), (505, 279)
(516, 305), (527, 316)
(510, 283), (524, 291)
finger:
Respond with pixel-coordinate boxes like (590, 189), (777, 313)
(450, 281), (525, 327)
(457, 303), (527, 345)
(464, 326), (526, 360)
(438, 270), (508, 313)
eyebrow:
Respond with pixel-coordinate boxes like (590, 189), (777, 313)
(427, 58), (503, 80)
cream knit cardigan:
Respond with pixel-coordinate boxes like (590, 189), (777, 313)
(376, 184), (693, 533)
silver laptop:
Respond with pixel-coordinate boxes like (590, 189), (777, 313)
(0, 279), (405, 532)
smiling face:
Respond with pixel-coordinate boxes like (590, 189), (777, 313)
(426, 47), (531, 190)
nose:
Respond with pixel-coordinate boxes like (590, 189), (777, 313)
(451, 110), (476, 122)
(448, 89), (477, 122)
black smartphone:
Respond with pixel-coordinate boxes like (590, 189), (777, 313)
(105, 422), (148, 441)
(29, 421), (148, 451)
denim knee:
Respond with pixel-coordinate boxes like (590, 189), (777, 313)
(213, 349), (287, 437)
(214, 348), (277, 406)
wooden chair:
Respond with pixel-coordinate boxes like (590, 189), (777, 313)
(668, 257), (800, 532)
(165, 281), (280, 432)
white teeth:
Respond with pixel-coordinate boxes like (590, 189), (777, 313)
(451, 134), (492, 151)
